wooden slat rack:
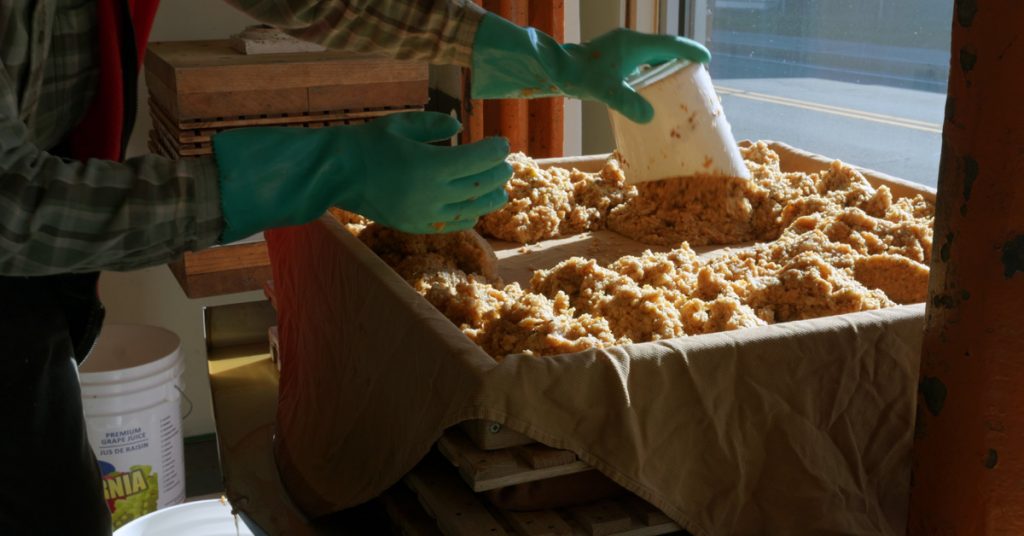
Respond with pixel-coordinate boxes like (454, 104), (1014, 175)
(400, 456), (684, 536)
(147, 98), (421, 158)
(143, 39), (429, 298)
(438, 429), (590, 492)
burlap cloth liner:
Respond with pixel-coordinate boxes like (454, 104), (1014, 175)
(268, 223), (922, 535)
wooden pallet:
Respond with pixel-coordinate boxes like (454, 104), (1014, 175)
(151, 98), (419, 133)
(144, 39), (430, 299)
(438, 428), (589, 492)
(383, 485), (445, 536)
(402, 457), (684, 536)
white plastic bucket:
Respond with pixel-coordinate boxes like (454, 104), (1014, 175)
(79, 324), (187, 530)
(609, 59), (750, 184)
(113, 499), (255, 536)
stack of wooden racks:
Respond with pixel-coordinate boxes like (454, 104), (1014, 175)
(385, 421), (687, 536)
(142, 39), (429, 297)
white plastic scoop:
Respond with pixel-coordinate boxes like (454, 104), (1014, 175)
(609, 59), (750, 184)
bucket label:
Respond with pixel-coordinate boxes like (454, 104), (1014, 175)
(85, 399), (185, 529)
(99, 461), (159, 529)
(99, 426), (149, 454)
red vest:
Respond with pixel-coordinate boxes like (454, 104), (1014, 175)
(68, 0), (161, 162)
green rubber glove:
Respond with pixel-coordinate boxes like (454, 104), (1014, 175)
(212, 111), (512, 243)
(471, 13), (710, 124)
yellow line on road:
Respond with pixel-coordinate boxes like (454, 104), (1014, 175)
(715, 85), (943, 134)
(717, 86), (939, 128)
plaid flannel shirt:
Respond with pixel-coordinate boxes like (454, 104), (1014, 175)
(0, 0), (484, 275)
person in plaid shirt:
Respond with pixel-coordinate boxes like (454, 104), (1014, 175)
(0, 1), (708, 533)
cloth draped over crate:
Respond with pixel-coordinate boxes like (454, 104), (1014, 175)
(263, 144), (929, 536)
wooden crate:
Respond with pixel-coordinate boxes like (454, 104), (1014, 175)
(424, 429), (685, 535)
(144, 40), (428, 298)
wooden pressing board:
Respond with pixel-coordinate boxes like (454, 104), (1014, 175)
(144, 40), (429, 119)
(402, 455), (683, 536)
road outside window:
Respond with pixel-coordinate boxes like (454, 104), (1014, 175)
(694, 0), (951, 186)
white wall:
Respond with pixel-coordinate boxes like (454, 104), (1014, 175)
(581, 0), (624, 154)
(103, 1), (262, 438)
(563, 0), (583, 156)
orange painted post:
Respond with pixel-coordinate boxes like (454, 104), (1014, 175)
(467, 1), (565, 155)
(484, 0), (530, 153)
(528, 0), (565, 158)
(907, 1), (1024, 534)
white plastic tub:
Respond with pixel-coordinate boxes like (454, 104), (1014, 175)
(79, 323), (187, 529)
(113, 499), (255, 536)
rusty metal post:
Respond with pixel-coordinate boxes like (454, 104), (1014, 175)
(908, 1), (1024, 533)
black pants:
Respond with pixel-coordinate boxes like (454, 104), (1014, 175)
(0, 274), (112, 535)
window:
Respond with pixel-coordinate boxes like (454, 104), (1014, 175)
(682, 0), (951, 186)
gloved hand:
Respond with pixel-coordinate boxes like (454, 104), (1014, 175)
(471, 13), (710, 124)
(212, 111), (512, 243)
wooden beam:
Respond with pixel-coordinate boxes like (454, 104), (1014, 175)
(168, 242), (271, 299)
(908, 1), (1024, 533)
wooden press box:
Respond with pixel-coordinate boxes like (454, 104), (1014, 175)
(143, 40), (428, 297)
(262, 142), (934, 536)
